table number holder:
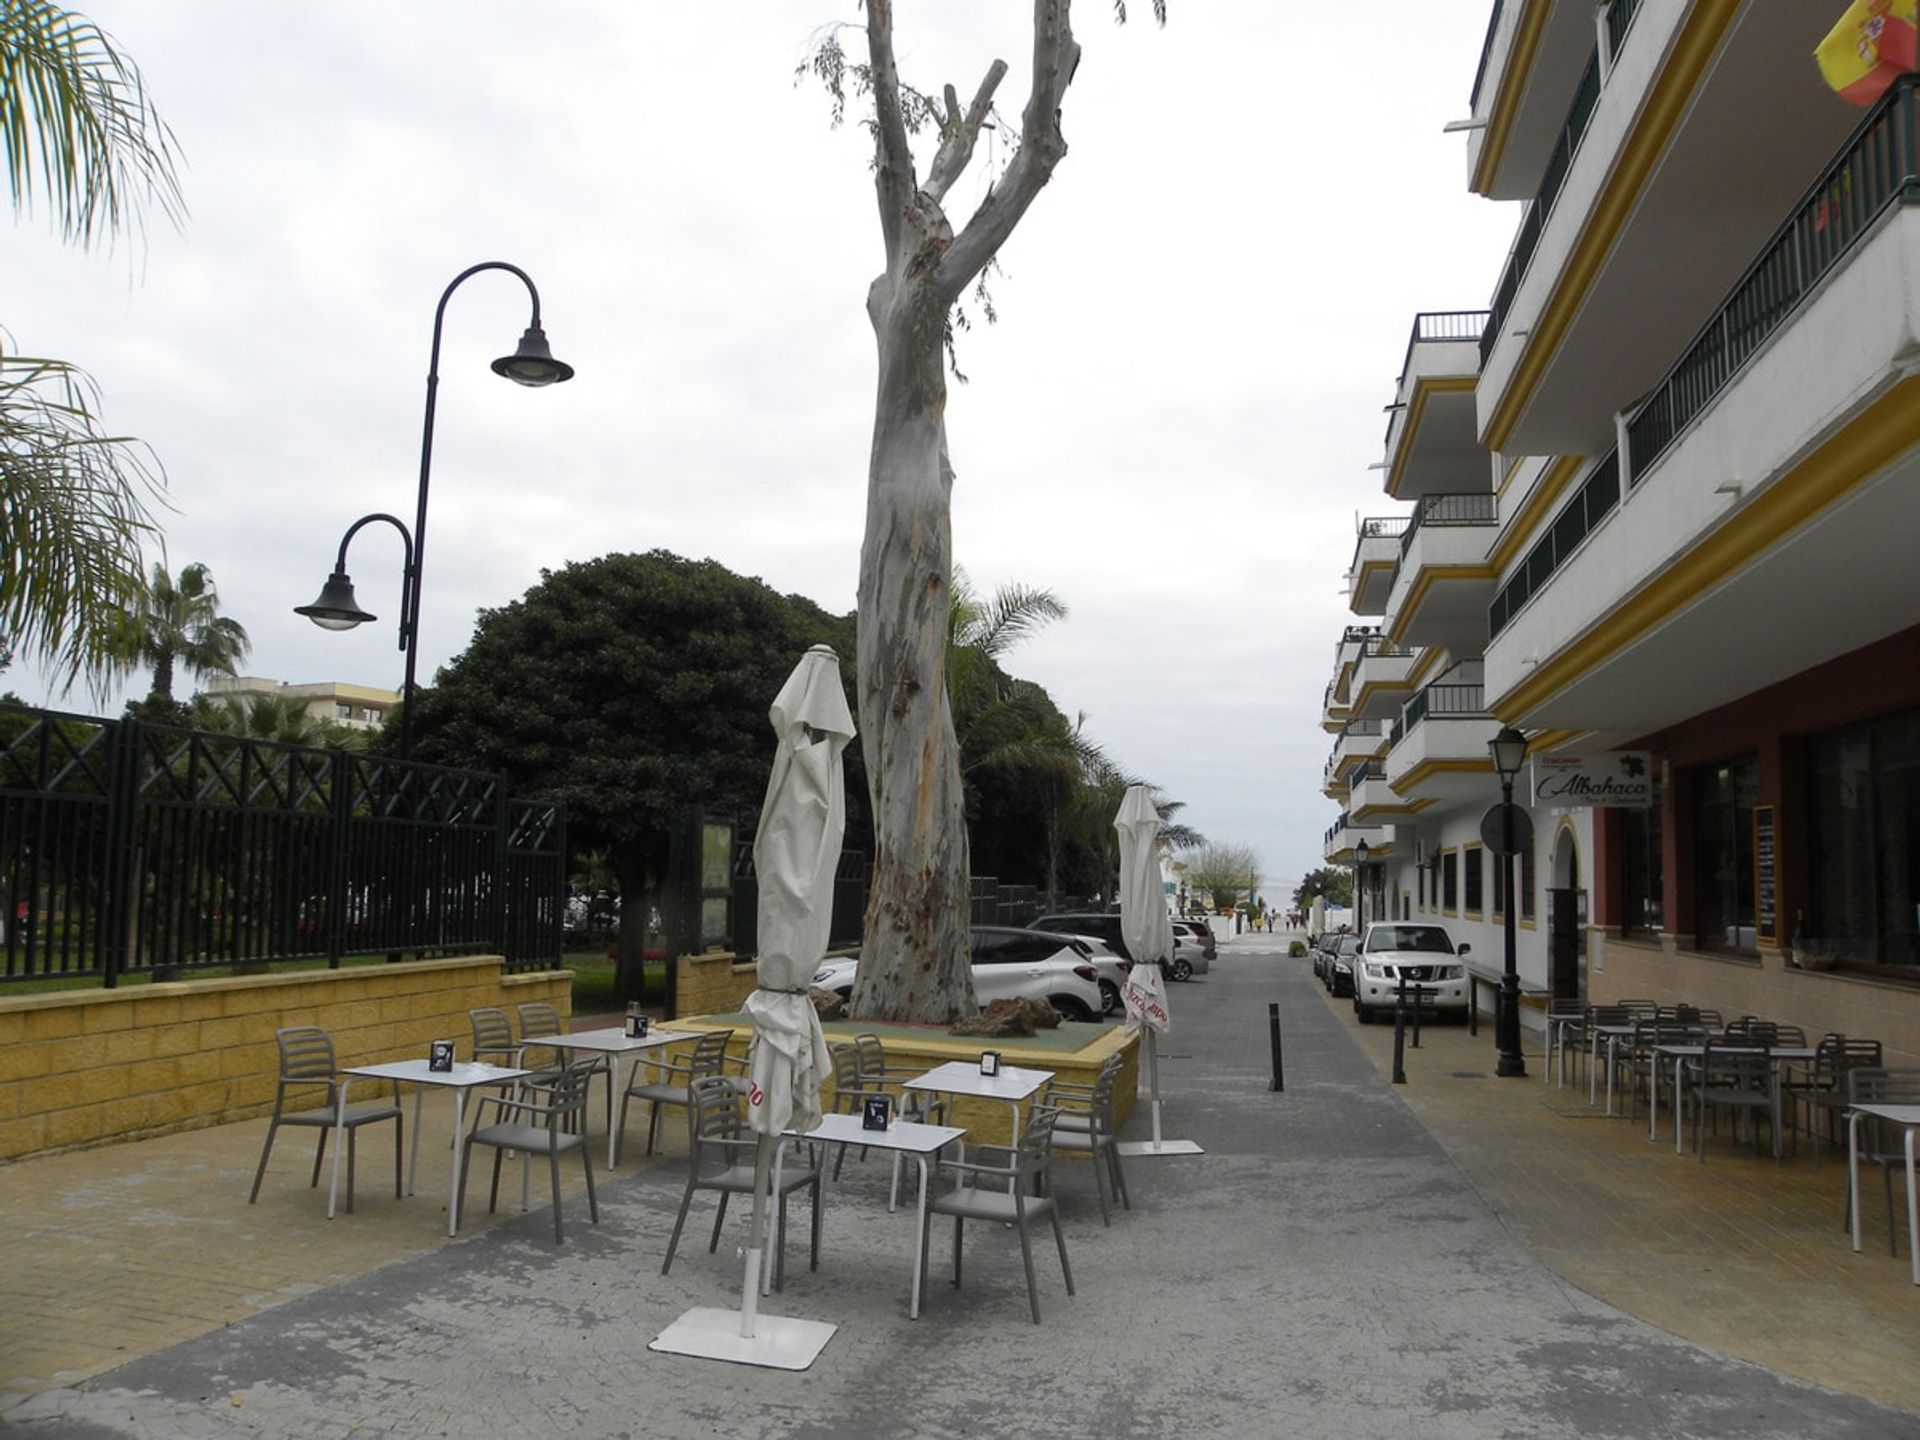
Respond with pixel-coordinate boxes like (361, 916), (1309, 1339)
(861, 1095), (893, 1131)
(978, 1050), (1001, 1078)
(427, 1039), (455, 1073)
(625, 1003), (649, 1039)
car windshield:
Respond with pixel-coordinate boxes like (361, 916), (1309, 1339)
(1366, 925), (1454, 953)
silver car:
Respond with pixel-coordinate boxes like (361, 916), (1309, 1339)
(1351, 922), (1471, 1024)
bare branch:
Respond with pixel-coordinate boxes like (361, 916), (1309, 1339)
(924, 60), (1008, 206)
(936, 0), (1080, 298)
(865, 0), (918, 265)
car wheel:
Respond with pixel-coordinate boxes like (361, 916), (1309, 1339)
(1170, 958), (1193, 981)
(1051, 996), (1094, 1023)
(1097, 980), (1120, 1016)
(1354, 1001), (1371, 1024)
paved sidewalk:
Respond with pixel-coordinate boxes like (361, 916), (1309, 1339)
(2, 949), (1915, 1437)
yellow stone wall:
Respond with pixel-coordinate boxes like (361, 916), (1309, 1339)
(0, 957), (570, 1160)
(673, 953), (757, 1018)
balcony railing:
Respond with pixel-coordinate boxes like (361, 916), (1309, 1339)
(1399, 492), (1499, 560)
(1388, 681), (1488, 751)
(1361, 635), (1415, 660)
(1488, 451), (1620, 637)
(1625, 75), (1920, 482)
(1396, 309), (1493, 386)
(1358, 516), (1410, 541)
(1469, 0), (1506, 112)
(1481, 2), (1646, 364)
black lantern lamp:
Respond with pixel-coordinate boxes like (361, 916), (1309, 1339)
(1488, 724), (1529, 1078)
(294, 569), (376, 631)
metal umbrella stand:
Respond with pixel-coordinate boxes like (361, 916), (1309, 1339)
(1113, 784), (1203, 1158)
(651, 645), (851, 1370)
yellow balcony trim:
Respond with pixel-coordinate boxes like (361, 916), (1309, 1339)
(1482, 0), (1742, 454)
(1488, 454), (1583, 571)
(1390, 758), (1495, 795)
(1385, 565), (1498, 647)
(1386, 376), (1479, 498)
(1470, 0), (1552, 198)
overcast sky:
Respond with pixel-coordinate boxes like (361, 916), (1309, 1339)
(9, 1), (1515, 899)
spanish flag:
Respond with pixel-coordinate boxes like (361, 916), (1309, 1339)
(1817, 0), (1918, 105)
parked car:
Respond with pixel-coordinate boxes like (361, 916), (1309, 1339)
(1031, 911), (1209, 980)
(1170, 918), (1217, 962)
(1351, 922), (1471, 1024)
(812, 926), (1105, 1021)
(1071, 937), (1130, 1017)
(1323, 933), (1361, 997)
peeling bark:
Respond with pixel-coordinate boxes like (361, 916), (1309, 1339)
(849, 0), (1081, 1025)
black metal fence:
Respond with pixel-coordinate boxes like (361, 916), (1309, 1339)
(728, 838), (869, 960)
(0, 704), (566, 986)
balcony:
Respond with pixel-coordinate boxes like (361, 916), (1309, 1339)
(1347, 519), (1409, 616)
(1466, 0), (1618, 202)
(1384, 679), (1497, 812)
(1383, 493), (1498, 652)
(1324, 719), (1387, 793)
(1382, 312), (1491, 501)
(1323, 813), (1390, 867)
(1476, 6), (1864, 458)
(1349, 636), (1420, 722)
(1485, 82), (1920, 735)
(1349, 763), (1414, 825)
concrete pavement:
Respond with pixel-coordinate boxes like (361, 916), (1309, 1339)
(2, 939), (1915, 1437)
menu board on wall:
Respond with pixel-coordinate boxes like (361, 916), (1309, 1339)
(1753, 805), (1778, 946)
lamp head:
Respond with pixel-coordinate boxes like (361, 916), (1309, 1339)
(1488, 725), (1529, 783)
(492, 323), (574, 387)
(1355, 839), (1370, 865)
(295, 569), (376, 631)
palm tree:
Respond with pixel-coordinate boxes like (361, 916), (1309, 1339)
(2, 3), (184, 690)
(123, 562), (250, 708)
(188, 692), (360, 750)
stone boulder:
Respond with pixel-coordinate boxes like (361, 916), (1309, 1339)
(809, 987), (847, 1021)
(948, 996), (1060, 1038)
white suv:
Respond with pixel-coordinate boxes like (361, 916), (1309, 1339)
(813, 926), (1105, 1022)
(1352, 922), (1471, 1024)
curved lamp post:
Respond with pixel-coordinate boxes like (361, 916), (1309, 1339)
(1488, 725), (1529, 1078)
(295, 261), (572, 758)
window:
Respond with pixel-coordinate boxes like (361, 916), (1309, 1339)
(335, 703), (352, 719)
(1809, 707), (1920, 971)
(1621, 774), (1664, 933)
(1441, 852), (1458, 911)
(1693, 754), (1758, 950)
(1463, 846), (1484, 913)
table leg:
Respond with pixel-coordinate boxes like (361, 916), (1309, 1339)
(447, 1090), (467, 1238)
(1906, 1129), (1918, 1286)
(1849, 1111), (1863, 1254)
(1648, 1057), (1659, 1142)
(405, 1085), (426, 1196)
(1674, 1056), (1686, 1156)
(909, 1154), (930, 1319)
(1588, 1034), (1600, 1105)
(606, 1055), (624, 1171)
(325, 1078), (348, 1219)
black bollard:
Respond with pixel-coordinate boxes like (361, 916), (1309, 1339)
(1410, 985), (1424, 1049)
(1268, 1002), (1284, 1092)
(1468, 975), (1479, 1037)
(1391, 992), (1408, 1085)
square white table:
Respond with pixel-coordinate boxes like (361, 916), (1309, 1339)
(530, 1026), (696, 1169)
(1848, 1102), (1920, 1285)
(902, 1060), (1054, 1150)
(1650, 1043), (1814, 1156)
(327, 1059), (530, 1236)
(773, 1110), (966, 1318)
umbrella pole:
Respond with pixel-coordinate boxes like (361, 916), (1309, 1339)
(1147, 1026), (1164, 1150)
(740, 1134), (771, 1338)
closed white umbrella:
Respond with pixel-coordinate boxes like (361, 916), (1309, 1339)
(1115, 784), (1202, 1158)
(651, 644), (850, 1370)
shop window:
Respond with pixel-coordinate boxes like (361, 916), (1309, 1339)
(1809, 707), (1920, 972)
(1441, 852), (1458, 912)
(1621, 776), (1664, 933)
(1693, 754), (1758, 951)
(1464, 846), (1483, 913)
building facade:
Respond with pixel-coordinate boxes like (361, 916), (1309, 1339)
(202, 676), (401, 733)
(1321, 1), (1920, 1063)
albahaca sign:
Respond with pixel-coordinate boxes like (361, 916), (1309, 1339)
(1531, 751), (1653, 808)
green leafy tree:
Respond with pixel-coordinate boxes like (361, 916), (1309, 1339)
(1182, 841), (1261, 912)
(408, 550), (857, 1002)
(186, 691), (361, 750)
(1, 3), (183, 689)
(118, 561), (249, 712)
(1293, 866), (1352, 912)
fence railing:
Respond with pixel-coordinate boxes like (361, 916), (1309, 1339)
(1469, 0), (1506, 111)
(1400, 492), (1499, 560)
(0, 705), (565, 985)
(1626, 75), (1920, 479)
(1397, 310), (1492, 393)
(1488, 450), (1622, 638)
(730, 839), (868, 960)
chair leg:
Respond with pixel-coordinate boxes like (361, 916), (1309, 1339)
(455, 1136), (475, 1230)
(615, 1087), (633, 1167)
(346, 1127), (358, 1214)
(645, 1102), (662, 1157)
(1088, 1143), (1111, 1227)
(1013, 1200), (1041, 1324)
(548, 1137), (564, 1244)
(1108, 1142), (1130, 1211)
(489, 1147), (506, 1215)
(662, 1176), (697, 1275)
(249, 1120), (280, 1205)
(309, 1128), (328, 1189)
(708, 1191), (730, 1253)
(393, 1112), (404, 1199)
(952, 1216), (965, 1288)
(1050, 1199), (1075, 1297)
(581, 1143), (599, 1226)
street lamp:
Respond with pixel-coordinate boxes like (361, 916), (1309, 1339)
(1488, 724), (1529, 1078)
(1354, 837), (1370, 931)
(295, 262), (572, 758)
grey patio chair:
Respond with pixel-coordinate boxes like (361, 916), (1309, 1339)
(920, 1103), (1074, 1324)
(617, 1028), (734, 1162)
(827, 1042), (896, 1181)
(457, 1064), (598, 1244)
(467, 1007), (522, 1068)
(1624, 1019), (1707, 1124)
(1786, 1035), (1882, 1162)
(1042, 1055), (1130, 1226)
(1842, 1066), (1920, 1254)
(661, 1075), (821, 1289)
(1692, 1041), (1779, 1162)
(248, 1026), (402, 1213)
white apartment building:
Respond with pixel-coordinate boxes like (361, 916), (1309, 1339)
(1321, 1), (1920, 1063)
(202, 676), (401, 733)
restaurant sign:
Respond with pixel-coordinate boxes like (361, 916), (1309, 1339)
(1531, 751), (1654, 808)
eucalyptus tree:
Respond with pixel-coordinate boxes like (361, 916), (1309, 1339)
(1, 2), (182, 689)
(816, 0), (1163, 1024)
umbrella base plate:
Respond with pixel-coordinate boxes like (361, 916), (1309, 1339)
(1116, 1139), (1204, 1156)
(649, 1307), (835, 1370)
